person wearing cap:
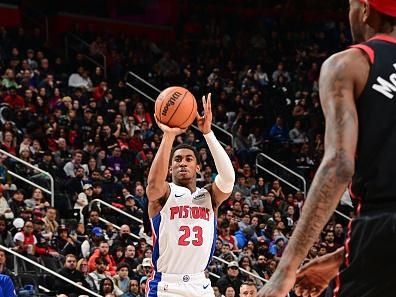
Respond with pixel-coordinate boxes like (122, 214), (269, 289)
(119, 195), (143, 235)
(53, 224), (80, 256)
(216, 261), (243, 296)
(259, 1), (396, 297)
(32, 218), (59, 257)
(140, 257), (153, 278)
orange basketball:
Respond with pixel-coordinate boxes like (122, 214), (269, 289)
(155, 86), (197, 129)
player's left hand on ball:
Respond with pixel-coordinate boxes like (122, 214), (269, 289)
(196, 93), (212, 134)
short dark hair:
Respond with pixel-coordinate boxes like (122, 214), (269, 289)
(95, 257), (108, 265)
(116, 262), (130, 271)
(170, 144), (200, 165)
(240, 281), (256, 288)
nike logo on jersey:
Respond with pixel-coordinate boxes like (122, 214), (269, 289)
(203, 284), (210, 289)
(175, 193), (184, 197)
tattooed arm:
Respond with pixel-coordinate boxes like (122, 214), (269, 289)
(258, 48), (370, 297)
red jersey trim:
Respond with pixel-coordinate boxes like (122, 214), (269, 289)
(368, 34), (396, 44)
(349, 44), (374, 64)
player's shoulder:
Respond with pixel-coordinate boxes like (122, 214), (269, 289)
(322, 47), (370, 75)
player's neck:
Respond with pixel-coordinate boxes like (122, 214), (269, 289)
(174, 180), (196, 193)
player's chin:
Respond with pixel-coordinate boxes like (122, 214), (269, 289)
(176, 173), (193, 181)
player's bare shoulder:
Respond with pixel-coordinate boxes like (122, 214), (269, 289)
(320, 47), (370, 99)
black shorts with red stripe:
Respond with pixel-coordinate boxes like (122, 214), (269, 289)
(325, 209), (396, 297)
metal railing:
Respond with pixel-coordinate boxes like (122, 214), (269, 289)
(212, 255), (268, 284)
(89, 198), (143, 224)
(88, 197), (273, 285)
(0, 149), (55, 206)
(98, 216), (141, 241)
(64, 33), (107, 79)
(125, 71), (234, 147)
(0, 245), (101, 297)
(256, 152), (351, 221)
(256, 153), (307, 197)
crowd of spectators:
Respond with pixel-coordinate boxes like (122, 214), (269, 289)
(0, 7), (354, 297)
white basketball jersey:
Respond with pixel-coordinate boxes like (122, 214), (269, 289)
(150, 183), (217, 274)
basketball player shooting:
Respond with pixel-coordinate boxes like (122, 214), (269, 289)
(258, 0), (396, 297)
(146, 93), (235, 297)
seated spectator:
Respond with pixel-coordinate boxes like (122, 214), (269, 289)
(63, 150), (84, 178)
(238, 256), (263, 289)
(3, 87), (25, 110)
(122, 245), (139, 274)
(99, 277), (123, 296)
(13, 220), (36, 256)
(32, 218), (59, 257)
(289, 120), (308, 144)
(120, 279), (140, 297)
(239, 281), (258, 297)
(113, 263), (131, 293)
(268, 117), (288, 143)
(55, 254), (90, 297)
(233, 175), (250, 198)
(88, 241), (116, 276)
(218, 222), (238, 251)
(24, 188), (50, 210)
(52, 224), (81, 256)
(85, 211), (106, 234)
(112, 225), (135, 250)
(0, 249), (13, 277)
(132, 102), (152, 128)
(76, 257), (89, 279)
(0, 217), (14, 248)
(87, 257), (109, 292)
(135, 258), (152, 281)
(68, 66), (93, 91)
(268, 237), (286, 261)
(0, 131), (17, 156)
(225, 285), (236, 297)
(216, 261), (243, 296)
(0, 188), (12, 219)
(43, 207), (59, 238)
(119, 197), (143, 235)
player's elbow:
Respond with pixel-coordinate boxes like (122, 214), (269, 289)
(323, 152), (354, 182)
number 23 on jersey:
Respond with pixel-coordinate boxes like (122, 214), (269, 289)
(178, 226), (203, 246)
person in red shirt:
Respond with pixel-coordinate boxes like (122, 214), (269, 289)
(87, 241), (116, 276)
(3, 87), (25, 110)
(13, 221), (36, 255)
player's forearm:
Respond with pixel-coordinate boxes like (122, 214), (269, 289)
(147, 133), (175, 196)
(278, 158), (352, 273)
(204, 131), (235, 193)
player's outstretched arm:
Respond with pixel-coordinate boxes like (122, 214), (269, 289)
(146, 116), (186, 209)
(258, 48), (369, 297)
(294, 247), (344, 297)
(197, 93), (235, 208)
